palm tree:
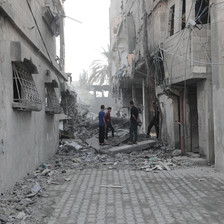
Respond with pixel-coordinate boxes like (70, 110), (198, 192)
(88, 46), (111, 85)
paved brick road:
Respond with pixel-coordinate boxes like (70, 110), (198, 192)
(46, 167), (224, 224)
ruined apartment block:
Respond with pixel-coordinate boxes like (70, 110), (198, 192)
(0, 0), (67, 191)
(110, 0), (224, 171)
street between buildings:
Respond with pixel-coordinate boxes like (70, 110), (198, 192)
(1, 136), (224, 224)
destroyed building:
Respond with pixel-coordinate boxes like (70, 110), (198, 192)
(0, 0), (68, 191)
(71, 81), (117, 116)
(109, 0), (224, 171)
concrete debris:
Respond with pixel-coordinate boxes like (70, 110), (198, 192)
(41, 169), (51, 176)
(172, 156), (207, 166)
(0, 214), (8, 223)
(26, 182), (41, 198)
(100, 185), (123, 189)
(172, 149), (182, 156)
(31, 183), (41, 194)
(0, 127), (208, 223)
(86, 136), (109, 152)
(16, 212), (26, 220)
(60, 140), (83, 153)
(102, 139), (156, 154)
(72, 158), (81, 163)
(65, 141), (82, 150)
(109, 130), (129, 146)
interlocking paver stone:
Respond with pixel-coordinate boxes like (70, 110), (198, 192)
(45, 167), (224, 224)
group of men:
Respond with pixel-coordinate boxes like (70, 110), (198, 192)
(98, 100), (159, 146)
(98, 105), (114, 146)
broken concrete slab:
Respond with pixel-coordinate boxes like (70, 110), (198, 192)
(189, 158), (207, 166)
(65, 141), (83, 150)
(16, 212), (26, 220)
(99, 139), (156, 155)
(0, 214), (8, 223)
(109, 131), (129, 146)
(186, 152), (200, 158)
(86, 136), (110, 153)
(173, 156), (207, 166)
(172, 149), (182, 156)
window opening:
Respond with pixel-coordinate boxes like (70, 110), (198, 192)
(182, 0), (186, 29)
(45, 84), (61, 114)
(127, 13), (136, 53)
(12, 63), (42, 111)
(169, 5), (175, 36)
(195, 0), (210, 24)
(96, 91), (102, 98)
(153, 50), (165, 86)
(103, 91), (109, 97)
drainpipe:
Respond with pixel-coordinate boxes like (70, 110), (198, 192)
(180, 91), (184, 155)
(60, 8), (65, 72)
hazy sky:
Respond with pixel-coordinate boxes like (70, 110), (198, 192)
(64, 0), (110, 81)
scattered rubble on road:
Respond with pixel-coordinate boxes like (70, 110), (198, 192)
(0, 133), (209, 223)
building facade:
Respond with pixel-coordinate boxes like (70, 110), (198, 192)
(110, 0), (224, 170)
(0, 0), (67, 191)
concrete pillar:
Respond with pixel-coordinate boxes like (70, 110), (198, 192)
(197, 79), (214, 163)
(210, 0), (222, 168)
(132, 84), (136, 103)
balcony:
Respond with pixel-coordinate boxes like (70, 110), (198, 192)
(162, 25), (211, 86)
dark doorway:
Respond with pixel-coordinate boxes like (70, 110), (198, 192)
(189, 87), (199, 152)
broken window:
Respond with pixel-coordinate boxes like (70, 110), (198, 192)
(168, 5), (175, 36)
(12, 63), (42, 111)
(182, 0), (186, 29)
(153, 50), (165, 86)
(103, 91), (109, 97)
(42, 3), (61, 36)
(45, 81), (61, 114)
(89, 91), (94, 96)
(96, 91), (102, 98)
(127, 13), (136, 53)
(195, 0), (210, 24)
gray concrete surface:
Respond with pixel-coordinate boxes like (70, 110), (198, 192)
(100, 139), (156, 155)
(45, 166), (224, 224)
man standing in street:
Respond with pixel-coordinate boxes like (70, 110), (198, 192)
(105, 107), (114, 139)
(147, 101), (159, 139)
(99, 105), (106, 145)
(129, 100), (139, 144)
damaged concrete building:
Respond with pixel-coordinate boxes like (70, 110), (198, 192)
(0, 0), (67, 191)
(110, 0), (224, 171)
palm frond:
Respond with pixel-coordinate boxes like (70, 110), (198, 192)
(88, 45), (112, 85)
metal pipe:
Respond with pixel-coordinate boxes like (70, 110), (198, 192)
(180, 91), (185, 155)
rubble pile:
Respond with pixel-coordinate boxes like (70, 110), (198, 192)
(0, 139), (205, 224)
(66, 117), (129, 142)
(0, 165), (61, 224)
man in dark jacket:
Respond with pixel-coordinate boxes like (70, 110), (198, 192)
(105, 107), (114, 139)
(129, 100), (139, 144)
(147, 101), (159, 139)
